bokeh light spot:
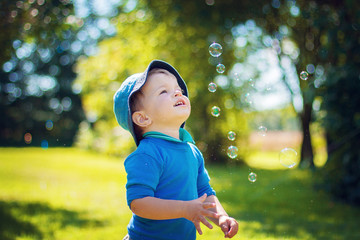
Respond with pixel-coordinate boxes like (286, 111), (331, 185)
(24, 133), (32, 144)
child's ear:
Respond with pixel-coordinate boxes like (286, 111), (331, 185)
(132, 111), (152, 128)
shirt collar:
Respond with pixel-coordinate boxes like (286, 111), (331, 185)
(143, 128), (195, 144)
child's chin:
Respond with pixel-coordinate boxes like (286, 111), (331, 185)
(176, 113), (190, 122)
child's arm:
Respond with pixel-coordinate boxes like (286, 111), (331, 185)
(130, 193), (219, 235)
(204, 195), (239, 238)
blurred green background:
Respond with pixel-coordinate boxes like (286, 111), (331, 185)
(1, 0), (360, 239)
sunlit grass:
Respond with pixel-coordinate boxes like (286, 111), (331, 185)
(1, 147), (359, 240)
(246, 151), (287, 170)
(246, 148), (327, 170)
(0, 147), (130, 240)
(204, 165), (360, 240)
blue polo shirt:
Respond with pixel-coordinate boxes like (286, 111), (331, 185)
(124, 129), (215, 240)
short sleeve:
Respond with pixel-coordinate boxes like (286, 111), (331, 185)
(192, 146), (216, 197)
(124, 153), (163, 208)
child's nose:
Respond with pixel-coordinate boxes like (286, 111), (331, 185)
(174, 89), (182, 97)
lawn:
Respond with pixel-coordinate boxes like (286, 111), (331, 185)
(0, 147), (359, 240)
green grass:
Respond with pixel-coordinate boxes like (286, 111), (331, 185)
(1, 148), (359, 240)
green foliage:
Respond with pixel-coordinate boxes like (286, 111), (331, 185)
(0, 0), (75, 64)
(0, 0), (85, 146)
(2, 147), (360, 239)
(319, 65), (360, 205)
(75, 0), (250, 163)
(313, 0), (360, 206)
(248, 105), (300, 131)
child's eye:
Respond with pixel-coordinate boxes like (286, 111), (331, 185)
(160, 90), (167, 94)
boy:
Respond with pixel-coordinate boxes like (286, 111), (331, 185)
(114, 60), (238, 239)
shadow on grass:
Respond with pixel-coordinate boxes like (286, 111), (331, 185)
(0, 200), (105, 240)
(209, 166), (360, 239)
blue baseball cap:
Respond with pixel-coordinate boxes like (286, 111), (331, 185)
(113, 60), (188, 146)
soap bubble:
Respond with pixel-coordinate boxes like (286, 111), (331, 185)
(248, 78), (255, 87)
(216, 63), (225, 74)
(279, 148), (298, 168)
(209, 42), (223, 57)
(306, 64), (315, 74)
(24, 133), (32, 144)
(248, 172), (257, 182)
(227, 145), (238, 159)
(45, 120), (53, 130)
(211, 106), (221, 117)
(227, 131), (236, 141)
(233, 72), (241, 82)
(300, 71), (309, 80)
(244, 93), (252, 104)
(258, 126), (267, 136)
(41, 140), (49, 149)
(208, 82), (217, 92)
(266, 83), (272, 91)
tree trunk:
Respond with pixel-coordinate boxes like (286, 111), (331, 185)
(300, 103), (315, 169)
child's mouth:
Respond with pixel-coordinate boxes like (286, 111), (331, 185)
(174, 100), (185, 107)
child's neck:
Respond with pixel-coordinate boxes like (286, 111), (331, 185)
(145, 127), (180, 140)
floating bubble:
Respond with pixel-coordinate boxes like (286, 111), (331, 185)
(209, 42), (223, 57)
(205, 0), (215, 6)
(45, 120), (53, 130)
(41, 140), (49, 149)
(61, 97), (72, 111)
(258, 126), (267, 136)
(244, 93), (252, 104)
(300, 71), (309, 80)
(248, 172), (257, 182)
(306, 64), (315, 74)
(211, 106), (221, 117)
(216, 63), (225, 74)
(279, 148), (298, 168)
(227, 145), (238, 159)
(248, 78), (255, 87)
(24, 133), (32, 144)
(227, 131), (236, 141)
(208, 82), (217, 93)
(233, 72), (241, 82)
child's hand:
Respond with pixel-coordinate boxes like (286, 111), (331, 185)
(219, 215), (239, 238)
(183, 193), (219, 235)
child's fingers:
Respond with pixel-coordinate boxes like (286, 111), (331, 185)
(194, 221), (203, 235)
(199, 193), (207, 202)
(200, 216), (214, 230)
(193, 216), (215, 235)
(203, 209), (219, 219)
(225, 218), (239, 238)
(220, 223), (229, 234)
(229, 221), (239, 237)
(202, 202), (216, 209)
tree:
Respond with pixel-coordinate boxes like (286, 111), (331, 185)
(316, 1), (360, 205)
(0, 0), (85, 146)
(259, 0), (360, 204)
(75, 0), (251, 162)
(0, 0), (120, 147)
(76, 0), (360, 204)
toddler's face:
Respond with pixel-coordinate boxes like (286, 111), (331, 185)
(138, 69), (191, 129)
